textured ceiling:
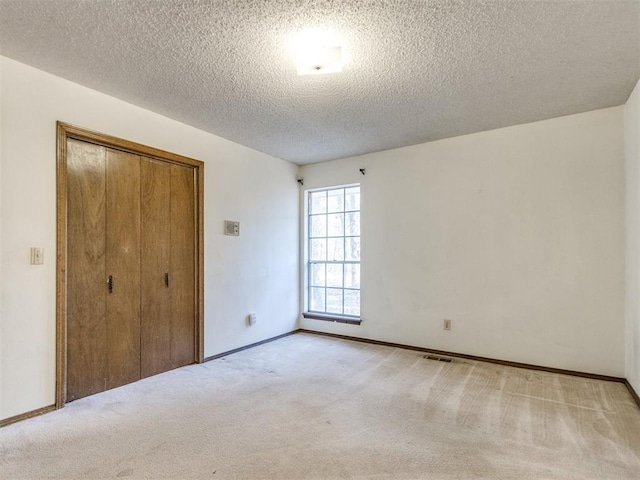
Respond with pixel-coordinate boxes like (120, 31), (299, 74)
(1, 1), (639, 164)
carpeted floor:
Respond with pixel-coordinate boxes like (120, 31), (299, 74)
(1, 332), (639, 479)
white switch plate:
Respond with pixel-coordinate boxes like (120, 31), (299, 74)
(31, 247), (44, 265)
(248, 313), (257, 325)
(224, 220), (240, 236)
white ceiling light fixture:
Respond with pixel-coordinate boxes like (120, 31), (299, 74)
(294, 29), (343, 76)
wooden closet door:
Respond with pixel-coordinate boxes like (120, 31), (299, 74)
(170, 164), (196, 368)
(105, 149), (141, 389)
(62, 126), (202, 404)
(67, 141), (142, 401)
(67, 139), (107, 402)
(140, 158), (172, 377)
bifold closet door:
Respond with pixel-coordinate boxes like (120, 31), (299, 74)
(67, 139), (107, 401)
(67, 140), (141, 401)
(141, 158), (172, 378)
(169, 164), (196, 368)
(105, 149), (141, 389)
(67, 138), (196, 400)
(140, 159), (196, 377)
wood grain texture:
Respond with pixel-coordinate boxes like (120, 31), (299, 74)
(66, 139), (107, 401)
(0, 405), (56, 428)
(56, 123), (69, 408)
(170, 164), (196, 368)
(56, 122), (205, 410)
(140, 158), (172, 378)
(58, 122), (202, 167)
(105, 149), (141, 389)
(196, 166), (205, 362)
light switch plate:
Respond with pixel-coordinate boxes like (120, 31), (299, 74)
(31, 247), (44, 265)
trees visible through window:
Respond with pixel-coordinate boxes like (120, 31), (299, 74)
(308, 185), (360, 317)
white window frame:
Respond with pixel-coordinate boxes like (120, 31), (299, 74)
(302, 184), (361, 324)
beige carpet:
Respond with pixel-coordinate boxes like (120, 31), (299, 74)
(1, 332), (639, 479)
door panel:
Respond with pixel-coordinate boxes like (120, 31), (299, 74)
(67, 139), (107, 401)
(105, 149), (142, 389)
(64, 132), (200, 403)
(170, 164), (196, 368)
(140, 158), (172, 378)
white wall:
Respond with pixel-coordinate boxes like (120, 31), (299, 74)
(625, 79), (640, 393)
(0, 57), (299, 420)
(300, 107), (625, 377)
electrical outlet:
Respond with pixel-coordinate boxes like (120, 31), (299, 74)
(248, 313), (257, 326)
(443, 319), (452, 331)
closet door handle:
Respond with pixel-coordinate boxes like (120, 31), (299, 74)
(108, 275), (113, 294)
(165, 272), (169, 288)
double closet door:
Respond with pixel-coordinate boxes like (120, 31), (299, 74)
(66, 138), (196, 402)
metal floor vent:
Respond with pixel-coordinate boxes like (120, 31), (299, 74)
(424, 355), (453, 363)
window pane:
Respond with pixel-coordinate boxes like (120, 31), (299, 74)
(326, 288), (343, 314)
(310, 239), (326, 261)
(326, 264), (343, 288)
(310, 191), (327, 214)
(345, 187), (360, 211)
(344, 264), (360, 289)
(345, 212), (360, 236)
(310, 214), (326, 238)
(345, 237), (360, 261)
(344, 290), (360, 316)
(310, 287), (325, 311)
(328, 213), (344, 236)
(327, 238), (344, 261)
(307, 185), (359, 317)
(327, 189), (344, 213)
(310, 263), (326, 287)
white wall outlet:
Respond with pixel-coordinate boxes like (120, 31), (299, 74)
(443, 319), (452, 331)
(248, 313), (257, 326)
(30, 247), (44, 265)
(224, 220), (240, 236)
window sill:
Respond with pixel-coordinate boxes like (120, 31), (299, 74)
(302, 312), (361, 325)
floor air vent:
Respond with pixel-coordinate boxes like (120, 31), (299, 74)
(424, 355), (453, 363)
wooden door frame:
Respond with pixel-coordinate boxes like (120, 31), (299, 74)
(56, 121), (205, 408)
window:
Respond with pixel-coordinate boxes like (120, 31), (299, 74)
(306, 185), (360, 320)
